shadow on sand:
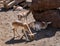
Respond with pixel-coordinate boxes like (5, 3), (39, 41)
(0, 8), (13, 12)
(5, 37), (26, 44)
(5, 25), (60, 44)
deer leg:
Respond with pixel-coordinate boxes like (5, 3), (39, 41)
(12, 28), (19, 38)
(15, 29), (20, 37)
(22, 29), (30, 41)
(26, 24), (33, 35)
(12, 28), (16, 38)
(25, 24), (34, 41)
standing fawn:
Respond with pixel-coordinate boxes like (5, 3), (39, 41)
(12, 10), (34, 41)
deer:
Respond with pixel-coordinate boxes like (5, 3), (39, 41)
(32, 9), (60, 28)
(11, 10), (35, 41)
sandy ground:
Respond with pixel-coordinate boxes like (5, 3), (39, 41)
(0, 1), (60, 45)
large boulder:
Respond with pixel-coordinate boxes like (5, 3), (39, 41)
(31, 0), (60, 11)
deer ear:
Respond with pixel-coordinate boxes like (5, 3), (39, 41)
(47, 22), (52, 24)
(42, 21), (45, 24)
(42, 21), (52, 24)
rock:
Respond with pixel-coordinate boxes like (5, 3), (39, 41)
(13, 6), (23, 11)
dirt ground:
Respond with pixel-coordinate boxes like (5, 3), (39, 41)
(0, 1), (60, 45)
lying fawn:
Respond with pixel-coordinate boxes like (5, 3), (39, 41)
(32, 9), (60, 28)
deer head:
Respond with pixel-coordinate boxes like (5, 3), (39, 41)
(29, 21), (52, 31)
